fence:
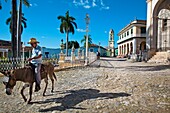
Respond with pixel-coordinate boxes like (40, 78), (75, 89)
(0, 52), (97, 72)
(0, 57), (58, 72)
(88, 52), (97, 64)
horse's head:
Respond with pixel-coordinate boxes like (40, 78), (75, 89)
(1, 70), (16, 95)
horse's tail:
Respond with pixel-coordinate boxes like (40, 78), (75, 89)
(53, 72), (57, 81)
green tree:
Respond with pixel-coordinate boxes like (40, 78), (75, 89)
(6, 12), (27, 34)
(0, 0), (8, 10)
(0, 1), (2, 9)
(64, 41), (80, 49)
(5, 0), (29, 57)
(57, 11), (77, 56)
(81, 35), (92, 47)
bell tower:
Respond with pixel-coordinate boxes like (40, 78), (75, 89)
(108, 29), (115, 57)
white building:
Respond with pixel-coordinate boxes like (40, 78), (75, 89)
(117, 20), (146, 56)
(146, 0), (170, 58)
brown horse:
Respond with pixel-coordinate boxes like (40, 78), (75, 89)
(2, 62), (57, 104)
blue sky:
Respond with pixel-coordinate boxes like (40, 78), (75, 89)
(0, 0), (147, 48)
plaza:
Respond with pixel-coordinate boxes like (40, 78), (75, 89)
(0, 58), (169, 112)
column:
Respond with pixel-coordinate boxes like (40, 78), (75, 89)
(146, 0), (153, 50)
(133, 39), (137, 54)
(119, 46), (121, 55)
(122, 45), (123, 55)
(124, 45), (125, 55)
(129, 43), (131, 54)
(126, 43), (128, 55)
(118, 46), (120, 55)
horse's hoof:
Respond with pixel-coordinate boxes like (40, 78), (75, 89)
(43, 94), (45, 96)
(51, 90), (53, 93)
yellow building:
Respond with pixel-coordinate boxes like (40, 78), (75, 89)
(146, 0), (170, 58)
(117, 20), (146, 57)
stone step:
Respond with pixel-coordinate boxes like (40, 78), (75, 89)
(151, 56), (167, 59)
(148, 52), (169, 63)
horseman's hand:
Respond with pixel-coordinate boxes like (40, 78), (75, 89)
(27, 58), (32, 62)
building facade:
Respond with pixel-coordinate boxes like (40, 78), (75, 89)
(108, 29), (115, 57)
(0, 39), (32, 58)
(117, 20), (146, 56)
(146, 0), (170, 58)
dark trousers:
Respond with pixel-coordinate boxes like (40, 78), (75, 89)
(29, 63), (41, 87)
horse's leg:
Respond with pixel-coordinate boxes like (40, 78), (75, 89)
(49, 72), (54, 93)
(28, 83), (33, 104)
(43, 78), (48, 96)
(21, 84), (29, 102)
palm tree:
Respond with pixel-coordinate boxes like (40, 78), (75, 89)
(11, 0), (18, 57)
(81, 35), (92, 47)
(17, 0), (30, 57)
(6, 12), (27, 34)
(0, 0), (7, 9)
(0, 1), (2, 9)
(5, 0), (29, 57)
(57, 11), (77, 56)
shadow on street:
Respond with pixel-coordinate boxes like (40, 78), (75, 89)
(33, 89), (131, 112)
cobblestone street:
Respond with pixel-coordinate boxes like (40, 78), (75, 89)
(0, 57), (170, 113)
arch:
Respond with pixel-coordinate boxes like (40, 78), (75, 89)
(122, 45), (123, 55)
(130, 42), (133, 54)
(127, 43), (129, 54)
(140, 41), (146, 52)
(152, 0), (170, 51)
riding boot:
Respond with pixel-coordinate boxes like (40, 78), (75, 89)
(35, 83), (41, 92)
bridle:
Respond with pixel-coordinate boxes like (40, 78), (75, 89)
(3, 71), (16, 89)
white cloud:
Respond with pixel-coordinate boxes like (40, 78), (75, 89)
(80, 0), (84, 4)
(85, 0), (89, 4)
(57, 28), (60, 30)
(30, 3), (38, 7)
(72, 0), (109, 10)
(101, 6), (110, 10)
(84, 5), (91, 9)
(92, 0), (97, 7)
(73, 0), (77, 4)
(104, 31), (107, 34)
(77, 28), (86, 32)
(100, 0), (104, 6)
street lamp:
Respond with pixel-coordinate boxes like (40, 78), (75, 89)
(85, 13), (90, 66)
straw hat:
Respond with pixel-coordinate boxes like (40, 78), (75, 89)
(27, 38), (39, 44)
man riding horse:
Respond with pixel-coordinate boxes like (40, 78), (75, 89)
(27, 38), (42, 92)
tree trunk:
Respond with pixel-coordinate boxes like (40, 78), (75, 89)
(11, 0), (17, 58)
(18, 0), (22, 57)
(66, 31), (68, 56)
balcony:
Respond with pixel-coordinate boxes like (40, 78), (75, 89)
(117, 33), (146, 44)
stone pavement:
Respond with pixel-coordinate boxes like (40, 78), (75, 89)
(0, 57), (169, 113)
